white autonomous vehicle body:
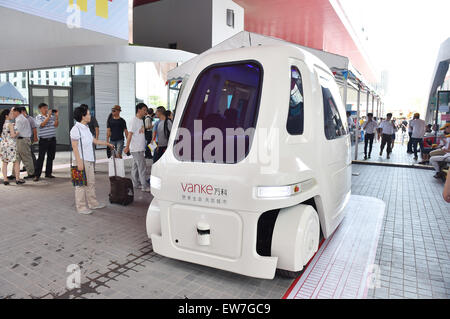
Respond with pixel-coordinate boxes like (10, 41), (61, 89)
(147, 45), (352, 279)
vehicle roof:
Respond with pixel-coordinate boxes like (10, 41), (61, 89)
(191, 44), (334, 77)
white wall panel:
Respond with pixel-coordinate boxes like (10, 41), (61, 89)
(118, 63), (136, 126)
(94, 64), (119, 142)
(211, 0), (244, 47)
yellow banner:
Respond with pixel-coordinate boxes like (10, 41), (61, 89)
(69, 0), (109, 18)
(96, 0), (108, 19)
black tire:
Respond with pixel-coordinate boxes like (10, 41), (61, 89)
(276, 268), (303, 279)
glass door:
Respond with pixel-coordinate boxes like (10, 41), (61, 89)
(30, 86), (71, 146)
(52, 88), (70, 145)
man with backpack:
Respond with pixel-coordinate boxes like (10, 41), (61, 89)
(152, 106), (172, 163)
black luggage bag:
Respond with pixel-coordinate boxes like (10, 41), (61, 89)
(109, 151), (134, 206)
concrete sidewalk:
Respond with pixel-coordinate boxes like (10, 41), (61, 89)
(0, 162), (449, 299)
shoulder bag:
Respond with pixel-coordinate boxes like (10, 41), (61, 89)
(70, 127), (88, 187)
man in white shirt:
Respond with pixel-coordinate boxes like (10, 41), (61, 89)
(362, 113), (377, 159)
(409, 113), (426, 160)
(378, 113), (395, 159)
(346, 111), (355, 131)
(124, 103), (150, 192)
(12, 106), (36, 178)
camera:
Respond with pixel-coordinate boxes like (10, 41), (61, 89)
(52, 109), (57, 114)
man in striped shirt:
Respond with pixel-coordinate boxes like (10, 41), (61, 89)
(34, 103), (59, 181)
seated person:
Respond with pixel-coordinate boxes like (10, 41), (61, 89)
(419, 123), (450, 164)
(429, 131), (450, 178)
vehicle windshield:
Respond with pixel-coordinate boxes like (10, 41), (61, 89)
(174, 61), (263, 164)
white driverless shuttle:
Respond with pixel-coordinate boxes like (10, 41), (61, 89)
(147, 45), (352, 279)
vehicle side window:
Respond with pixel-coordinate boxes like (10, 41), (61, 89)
(322, 86), (347, 140)
(286, 66), (304, 135)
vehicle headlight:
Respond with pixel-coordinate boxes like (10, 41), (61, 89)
(150, 175), (162, 190)
(256, 183), (303, 199)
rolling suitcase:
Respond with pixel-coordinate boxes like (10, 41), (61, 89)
(109, 150), (134, 205)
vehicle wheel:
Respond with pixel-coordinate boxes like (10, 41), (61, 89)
(276, 268), (303, 279)
(271, 204), (320, 275)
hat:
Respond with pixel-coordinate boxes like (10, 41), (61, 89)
(112, 105), (121, 111)
(440, 123), (450, 130)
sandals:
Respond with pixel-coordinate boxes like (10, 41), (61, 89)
(3, 181), (9, 185)
(15, 179), (25, 185)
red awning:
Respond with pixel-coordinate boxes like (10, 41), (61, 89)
(234, 0), (375, 82)
(133, 0), (376, 82)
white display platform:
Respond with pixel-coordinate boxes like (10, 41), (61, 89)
(284, 195), (385, 299)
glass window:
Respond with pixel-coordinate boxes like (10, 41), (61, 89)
(46, 71), (49, 78)
(72, 65), (94, 111)
(22, 80), (26, 89)
(287, 66), (304, 135)
(38, 71), (41, 78)
(174, 61), (263, 164)
(322, 86), (347, 139)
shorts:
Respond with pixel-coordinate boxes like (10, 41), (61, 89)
(111, 139), (124, 156)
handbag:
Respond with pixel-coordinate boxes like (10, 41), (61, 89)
(70, 127), (88, 187)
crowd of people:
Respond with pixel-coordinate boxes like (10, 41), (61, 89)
(0, 103), (58, 184)
(69, 103), (172, 215)
(2, 102), (448, 208)
(355, 112), (450, 178)
(0, 102), (173, 215)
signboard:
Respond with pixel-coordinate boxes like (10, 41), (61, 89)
(0, 0), (129, 40)
(442, 114), (450, 122)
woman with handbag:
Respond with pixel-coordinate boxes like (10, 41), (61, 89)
(70, 105), (114, 215)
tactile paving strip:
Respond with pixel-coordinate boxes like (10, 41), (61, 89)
(283, 195), (385, 299)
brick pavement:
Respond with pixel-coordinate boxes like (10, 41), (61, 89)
(352, 164), (450, 299)
(0, 154), (449, 299)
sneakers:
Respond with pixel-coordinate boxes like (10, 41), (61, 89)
(78, 209), (93, 215)
(90, 203), (106, 210)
